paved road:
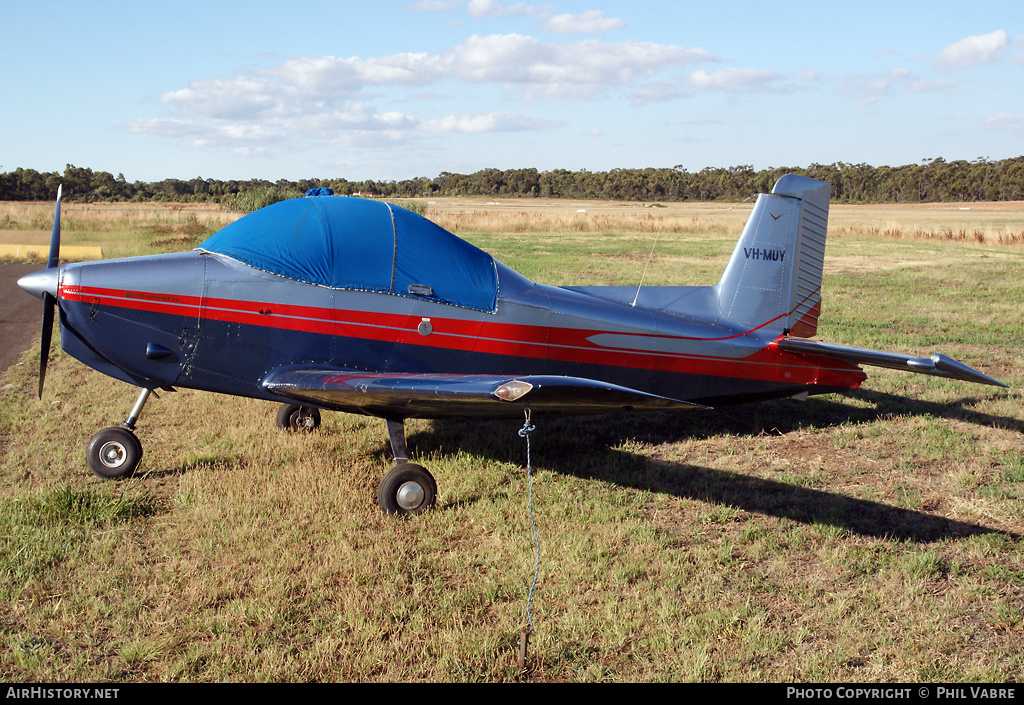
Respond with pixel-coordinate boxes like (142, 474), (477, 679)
(1, 262), (45, 372)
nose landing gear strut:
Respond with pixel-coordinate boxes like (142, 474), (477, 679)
(85, 387), (155, 479)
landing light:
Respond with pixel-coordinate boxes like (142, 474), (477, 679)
(494, 380), (533, 402)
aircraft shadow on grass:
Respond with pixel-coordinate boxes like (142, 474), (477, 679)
(401, 389), (1022, 543)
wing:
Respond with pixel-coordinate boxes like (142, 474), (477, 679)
(777, 338), (1007, 387)
(261, 369), (708, 419)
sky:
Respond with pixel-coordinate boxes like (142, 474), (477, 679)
(2, 0), (1022, 182)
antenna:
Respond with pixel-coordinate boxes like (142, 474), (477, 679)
(724, 195), (752, 212)
(630, 231), (662, 307)
(631, 194), (754, 307)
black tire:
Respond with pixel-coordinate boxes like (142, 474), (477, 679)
(377, 463), (437, 516)
(275, 403), (321, 432)
(86, 427), (143, 480)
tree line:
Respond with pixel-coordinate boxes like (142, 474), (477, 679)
(2, 158), (1022, 205)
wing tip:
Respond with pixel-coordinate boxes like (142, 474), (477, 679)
(930, 354), (1008, 388)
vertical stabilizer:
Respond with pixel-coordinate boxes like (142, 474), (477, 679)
(714, 175), (830, 338)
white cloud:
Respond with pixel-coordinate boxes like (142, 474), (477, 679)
(841, 67), (962, 105)
(983, 112), (1023, 136)
(983, 112), (1024, 138)
(275, 104), (420, 136)
(540, 10), (626, 35)
(126, 118), (202, 140)
(444, 34), (712, 99)
(984, 112), (1018, 126)
(253, 34), (713, 101)
(466, 0), (539, 18)
(191, 34), (712, 103)
(1012, 44), (1024, 67)
(132, 33), (714, 155)
(933, 30), (1009, 71)
(688, 68), (808, 93)
(420, 111), (563, 133)
(630, 81), (691, 106)
(404, 0), (460, 11)
(125, 118), (285, 155)
(266, 54), (443, 90)
(160, 78), (285, 121)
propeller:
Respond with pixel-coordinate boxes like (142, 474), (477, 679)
(36, 185), (62, 397)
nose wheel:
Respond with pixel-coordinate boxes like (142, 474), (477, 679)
(86, 426), (143, 479)
(85, 387), (155, 480)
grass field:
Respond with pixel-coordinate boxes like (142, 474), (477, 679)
(1, 197), (1023, 682)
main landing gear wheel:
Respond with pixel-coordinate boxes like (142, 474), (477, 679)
(275, 403), (321, 432)
(377, 463), (437, 516)
(86, 426), (143, 480)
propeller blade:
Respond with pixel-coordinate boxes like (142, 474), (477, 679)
(37, 185), (62, 398)
(47, 185), (62, 269)
(39, 292), (56, 398)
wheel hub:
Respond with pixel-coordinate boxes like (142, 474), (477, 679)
(395, 481), (425, 510)
(99, 441), (127, 468)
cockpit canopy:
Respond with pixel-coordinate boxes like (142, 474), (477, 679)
(198, 197), (499, 313)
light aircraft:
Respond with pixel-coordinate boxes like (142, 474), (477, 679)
(17, 176), (1006, 515)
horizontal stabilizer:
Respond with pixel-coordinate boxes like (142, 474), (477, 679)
(262, 369), (708, 419)
(777, 338), (1007, 387)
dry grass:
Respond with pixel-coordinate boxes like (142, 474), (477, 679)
(4, 197), (1023, 252)
(827, 202), (1024, 247)
(0, 202), (240, 259)
(0, 201), (234, 232)
(426, 197), (752, 236)
(421, 197), (1024, 248)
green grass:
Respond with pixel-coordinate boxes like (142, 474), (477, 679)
(1, 202), (1023, 682)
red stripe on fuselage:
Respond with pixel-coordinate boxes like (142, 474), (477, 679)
(58, 284), (866, 388)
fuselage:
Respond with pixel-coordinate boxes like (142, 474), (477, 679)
(54, 249), (865, 415)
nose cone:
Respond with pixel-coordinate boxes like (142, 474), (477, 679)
(18, 267), (60, 299)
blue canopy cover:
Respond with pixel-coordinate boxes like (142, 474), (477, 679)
(198, 197), (499, 312)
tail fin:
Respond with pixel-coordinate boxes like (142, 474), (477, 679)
(714, 175), (830, 338)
